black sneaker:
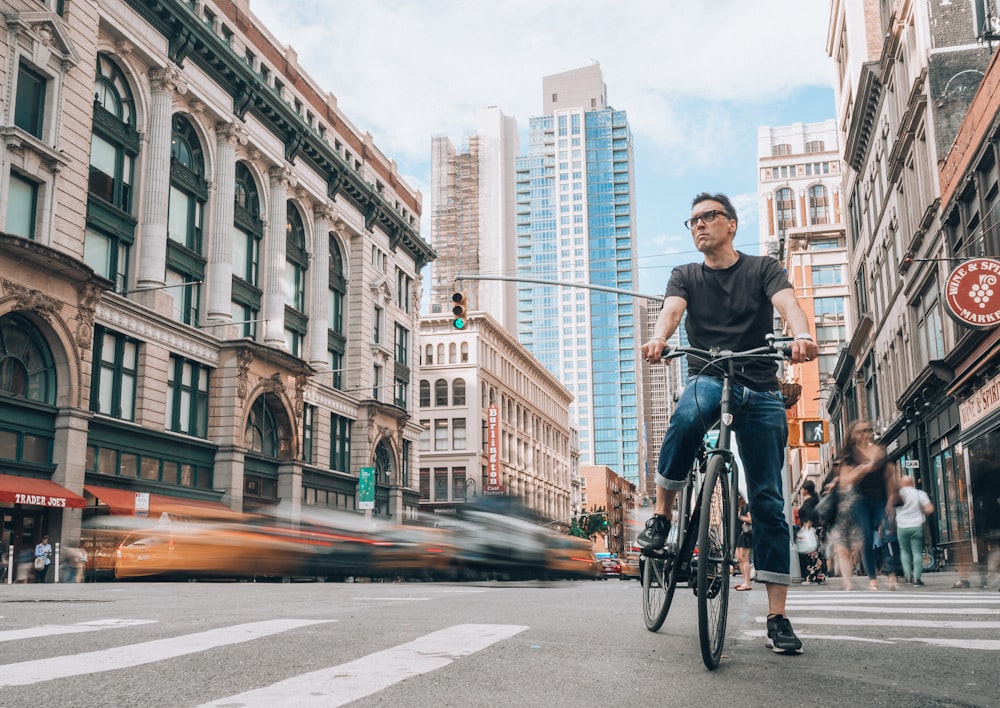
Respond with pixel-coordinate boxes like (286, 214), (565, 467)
(636, 515), (670, 556)
(766, 614), (804, 655)
(913, 579), (925, 586)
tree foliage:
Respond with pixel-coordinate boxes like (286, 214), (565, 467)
(568, 507), (608, 539)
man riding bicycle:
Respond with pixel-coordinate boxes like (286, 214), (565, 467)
(639, 192), (818, 655)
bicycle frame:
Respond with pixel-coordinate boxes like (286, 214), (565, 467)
(643, 335), (792, 668)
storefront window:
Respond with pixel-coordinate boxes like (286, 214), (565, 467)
(966, 428), (1000, 547)
(931, 447), (970, 545)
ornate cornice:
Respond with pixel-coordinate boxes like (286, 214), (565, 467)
(96, 299), (218, 365)
(124, 0), (434, 269)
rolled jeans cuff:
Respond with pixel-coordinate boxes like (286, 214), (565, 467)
(654, 474), (687, 492)
(754, 570), (791, 586)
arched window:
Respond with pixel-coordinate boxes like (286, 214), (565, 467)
(448, 342), (457, 364)
(434, 379), (448, 406)
(808, 185), (830, 225)
(85, 53), (140, 292)
(425, 344), (433, 365)
(166, 114), (207, 325)
(328, 235), (345, 335)
(0, 314), (56, 404)
(232, 161), (263, 338)
(284, 202), (308, 356)
(452, 378), (466, 406)
(245, 396), (278, 456)
(436, 343), (444, 363)
(775, 187), (796, 233)
(375, 439), (393, 486)
(419, 380), (431, 407)
(326, 233), (346, 387)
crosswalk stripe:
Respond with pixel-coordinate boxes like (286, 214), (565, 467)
(742, 630), (1000, 650)
(786, 605), (1000, 615)
(0, 619), (156, 643)
(197, 623), (530, 708)
(756, 616), (1000, 629)
(0, 619), (333, 687)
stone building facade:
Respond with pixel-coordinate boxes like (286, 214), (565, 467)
(416, 313), (575, 525)
(827, 0), (991, 558)
(0, 0), (433, 576)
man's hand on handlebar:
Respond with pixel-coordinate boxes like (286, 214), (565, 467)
(642, 337), (669, 364)
(789, 337), (819, 365)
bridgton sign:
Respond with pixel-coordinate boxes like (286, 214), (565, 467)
(945, 258), (1000, 329)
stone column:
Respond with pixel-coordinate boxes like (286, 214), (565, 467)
(137, 67), (187, 306)
(51, 408), (93, 552)
(206, 121), (248, 325)
(309, 204), (333, 367)
(263, 166), (294, 347)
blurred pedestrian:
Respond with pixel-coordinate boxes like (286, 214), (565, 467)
(895, 476), (933, 586)
(838, 420), (899, 592)
(735, 495), (753, 590)
(876, 512), (900, 591)
(33, 535), (52, 583)
(955, 453), (1000, 589)
(62, 544), (87, 583)
(796, 480), (826, 585)
(824, 463), (862, 591)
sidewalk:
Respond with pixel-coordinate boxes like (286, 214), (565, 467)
(793, 568), (999, 592)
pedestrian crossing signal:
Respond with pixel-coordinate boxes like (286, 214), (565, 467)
(802, 419), (827, 445)
(451, 292), (468, 330)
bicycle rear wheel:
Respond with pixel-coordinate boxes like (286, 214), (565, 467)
(697, 455), (732, 669)
(641, 552), (675, 631)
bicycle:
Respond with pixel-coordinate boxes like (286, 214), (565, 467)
(641, 335), (793, 669)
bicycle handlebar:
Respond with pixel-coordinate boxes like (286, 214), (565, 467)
(659, 334), (794, 362)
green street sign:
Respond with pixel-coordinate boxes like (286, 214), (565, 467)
(358, 466), (375, 510)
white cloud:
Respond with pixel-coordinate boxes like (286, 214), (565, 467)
(247, 0), (836, 297)
(248, 0), (834, 170)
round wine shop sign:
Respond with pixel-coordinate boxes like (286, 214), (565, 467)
(944, 258), (1000, 329)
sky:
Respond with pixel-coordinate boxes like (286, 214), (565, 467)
(249, 0), (838, 299)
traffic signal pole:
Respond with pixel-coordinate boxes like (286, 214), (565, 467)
(455, 273), (664, 302)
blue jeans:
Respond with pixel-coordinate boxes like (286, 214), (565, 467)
(851, 495), (886, 580)
(655, 375), (791, 585)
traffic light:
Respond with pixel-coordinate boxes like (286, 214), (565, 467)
(451, 291), (467, 329)
(801, 419), (827, 445)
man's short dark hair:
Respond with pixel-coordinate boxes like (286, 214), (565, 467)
(692, 192), (738, 226)
(802, 480), (816, 494)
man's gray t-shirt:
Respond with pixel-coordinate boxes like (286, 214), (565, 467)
(665, 252), (793, 392)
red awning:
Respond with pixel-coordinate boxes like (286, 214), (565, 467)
(84, 485), (235, 518)
(0, 474), (87, 508)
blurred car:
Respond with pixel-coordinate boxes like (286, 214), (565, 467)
(113, 519), (301, 580)
(598, 557), (622, 579)
(620, 552), (641, 580)
(544, 536), (601, 580)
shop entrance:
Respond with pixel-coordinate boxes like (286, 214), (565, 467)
(2, 509), (46, 583)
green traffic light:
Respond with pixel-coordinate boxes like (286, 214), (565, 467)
(453, 318), (466, 330)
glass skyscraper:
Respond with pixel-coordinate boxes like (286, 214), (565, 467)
(515, 64), (645, 486)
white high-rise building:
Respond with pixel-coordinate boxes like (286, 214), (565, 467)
(430, 107), (519, 331)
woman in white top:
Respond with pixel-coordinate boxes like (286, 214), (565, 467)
(895, 477), (934, 586)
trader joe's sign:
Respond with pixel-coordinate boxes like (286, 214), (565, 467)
(945, 258), (1000, 329)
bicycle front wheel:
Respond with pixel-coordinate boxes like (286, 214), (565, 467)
(697, 455), (732, 669)
(641, 552), (676, 631)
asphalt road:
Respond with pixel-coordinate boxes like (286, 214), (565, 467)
(0, 571), (996, 707)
